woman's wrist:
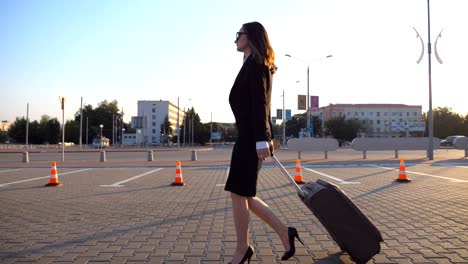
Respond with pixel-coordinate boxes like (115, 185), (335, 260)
(256, 141), (270, 150)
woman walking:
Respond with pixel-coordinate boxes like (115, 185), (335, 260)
(225, 21), (303, 264)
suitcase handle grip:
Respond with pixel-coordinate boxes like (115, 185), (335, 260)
(271, 154), (305, 197)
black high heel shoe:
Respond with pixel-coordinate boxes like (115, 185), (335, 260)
(228, 245), (254, 264)
(281, 227), (304, 260)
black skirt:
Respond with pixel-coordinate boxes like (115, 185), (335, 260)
(224, 135), (263, 197)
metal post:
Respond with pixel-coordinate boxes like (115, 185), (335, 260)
(112, 113), (115, 147)
(191, 112), (194, 147)
(282, 90), (286, 145)
(307, 65), (310, 137)
(184, 107), (187, 147)
(210, 112), (213, 144)
(427, 0), (434, 160)
(80, 97), (83, 149)
(61, 97), (65, 162)
(26, 103), (29, 149)
(121, 107), (124, 146)
(177, 97), (180, 148)
(86, 116), (88, 147)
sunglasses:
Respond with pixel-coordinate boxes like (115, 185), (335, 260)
(236, 32), (247, 40)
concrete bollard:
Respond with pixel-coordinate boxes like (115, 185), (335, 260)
(363, 151), (367, 159)
(298, 151), (302, 160)
(324, 151), (328, 160)
(22, 151), (29, 163)
(147, 150), (154, 161)
(100, 151), (106, 162)
(191, 150), (197, 161)
(395, 150), (399, 159)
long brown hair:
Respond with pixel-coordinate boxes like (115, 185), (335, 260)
(242, 22), (277, 74)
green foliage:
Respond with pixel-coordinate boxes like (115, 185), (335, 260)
(0, 130), (8, 143)
(7, 116), (60, 144)
(431, 107), (467, 138)
(179, 107), (210, 145)
(284, 113), (322, 138)
(74, 100), (123, 144)
(324, 116), (362, 141)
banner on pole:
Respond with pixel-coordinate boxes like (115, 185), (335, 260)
(298, 95), (306, 110)
(286, 109), (292, 121)
(276, 109), (283, 120)
(311, 96), (319, 112)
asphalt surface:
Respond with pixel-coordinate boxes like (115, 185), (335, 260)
(0, 154), (467, 263)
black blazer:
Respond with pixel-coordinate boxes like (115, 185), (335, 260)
(229, 55), (274, 143)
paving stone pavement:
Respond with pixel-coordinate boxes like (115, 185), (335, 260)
(0, 164), (467, 263)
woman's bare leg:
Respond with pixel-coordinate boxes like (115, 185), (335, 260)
(230, 192), (250, 263)
(247, 196), (290, 251)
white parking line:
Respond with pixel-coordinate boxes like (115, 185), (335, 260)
(216, 167), (229, 187)
(303, 168), (360, 184)
(375, 166), (468, 183)
(456, 166), (468, 169)
(0, 169), (91, 187)
(100, 168), (163, 187)
(0, 169), (22, 174)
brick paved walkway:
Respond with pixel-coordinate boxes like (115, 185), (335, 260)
(0, 164), (467, 263)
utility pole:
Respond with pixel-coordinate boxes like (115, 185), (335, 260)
(177, 97), (180, 148)
(282, 90), (286, 145)
(210, 112), (213, 144)
(26, 103), (29, 149)
(86, 116), (88, 147)
(59, 96), (65, 162)
(80, 97), (83, 149)
(426, 0), (434, 160)
(183, 108), (187, 147)
(112, 113), (115, 146)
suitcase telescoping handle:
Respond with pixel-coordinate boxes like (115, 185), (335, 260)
(271, 154), (306, 198)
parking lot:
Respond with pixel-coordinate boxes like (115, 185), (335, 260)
(1, 159), (467, 263)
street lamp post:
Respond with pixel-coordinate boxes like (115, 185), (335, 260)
(285, 54), (333, 137)
(413, 0), (443, 160)
(282, 90), (286, 145)
(59, 96), (66, 162)
(122, 128), (126, 146)
(99, 124), (103, 149)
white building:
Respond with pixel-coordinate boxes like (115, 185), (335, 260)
(131, 100), (184, 145)
(1, 120), (11, 131)
(318, 104), (424, 138)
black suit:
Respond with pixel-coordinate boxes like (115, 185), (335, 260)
(225, 55), (274, 197)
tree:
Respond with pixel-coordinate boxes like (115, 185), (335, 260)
(74, 100), (122, 144)
(8, 117), (27, 143)
(285, 113), (322, 138)
(0, 131), (8, 143)
(65, 120), (80, 143)
(430, 107), (465, 138)
(39, 115), (60, 144)
(325, 116), (361, 142)
(180, 107), (210, 145)
(160, 115), (173, 144)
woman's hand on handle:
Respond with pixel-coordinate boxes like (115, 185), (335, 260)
(256, 141), (274, 160)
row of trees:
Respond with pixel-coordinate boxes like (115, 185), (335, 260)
(2, 104), (467, 145)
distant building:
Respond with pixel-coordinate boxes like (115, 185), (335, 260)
(317, 104), (424, 138)
(131, 100), (184, 145)
(122, 133), (138, 145)
(1, 120), (11, 131)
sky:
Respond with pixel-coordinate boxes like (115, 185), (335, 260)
(1, 0), (468, 125)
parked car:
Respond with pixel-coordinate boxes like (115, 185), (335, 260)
(440, 135), (465, 147)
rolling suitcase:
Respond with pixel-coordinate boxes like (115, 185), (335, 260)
(271, 155), (383, 264)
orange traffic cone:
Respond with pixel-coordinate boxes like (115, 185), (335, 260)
(396, 158), (411, 182)
(294, 159), (305, 184)
(45, 161), (63, 187)
(171, 160), (185, 186)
